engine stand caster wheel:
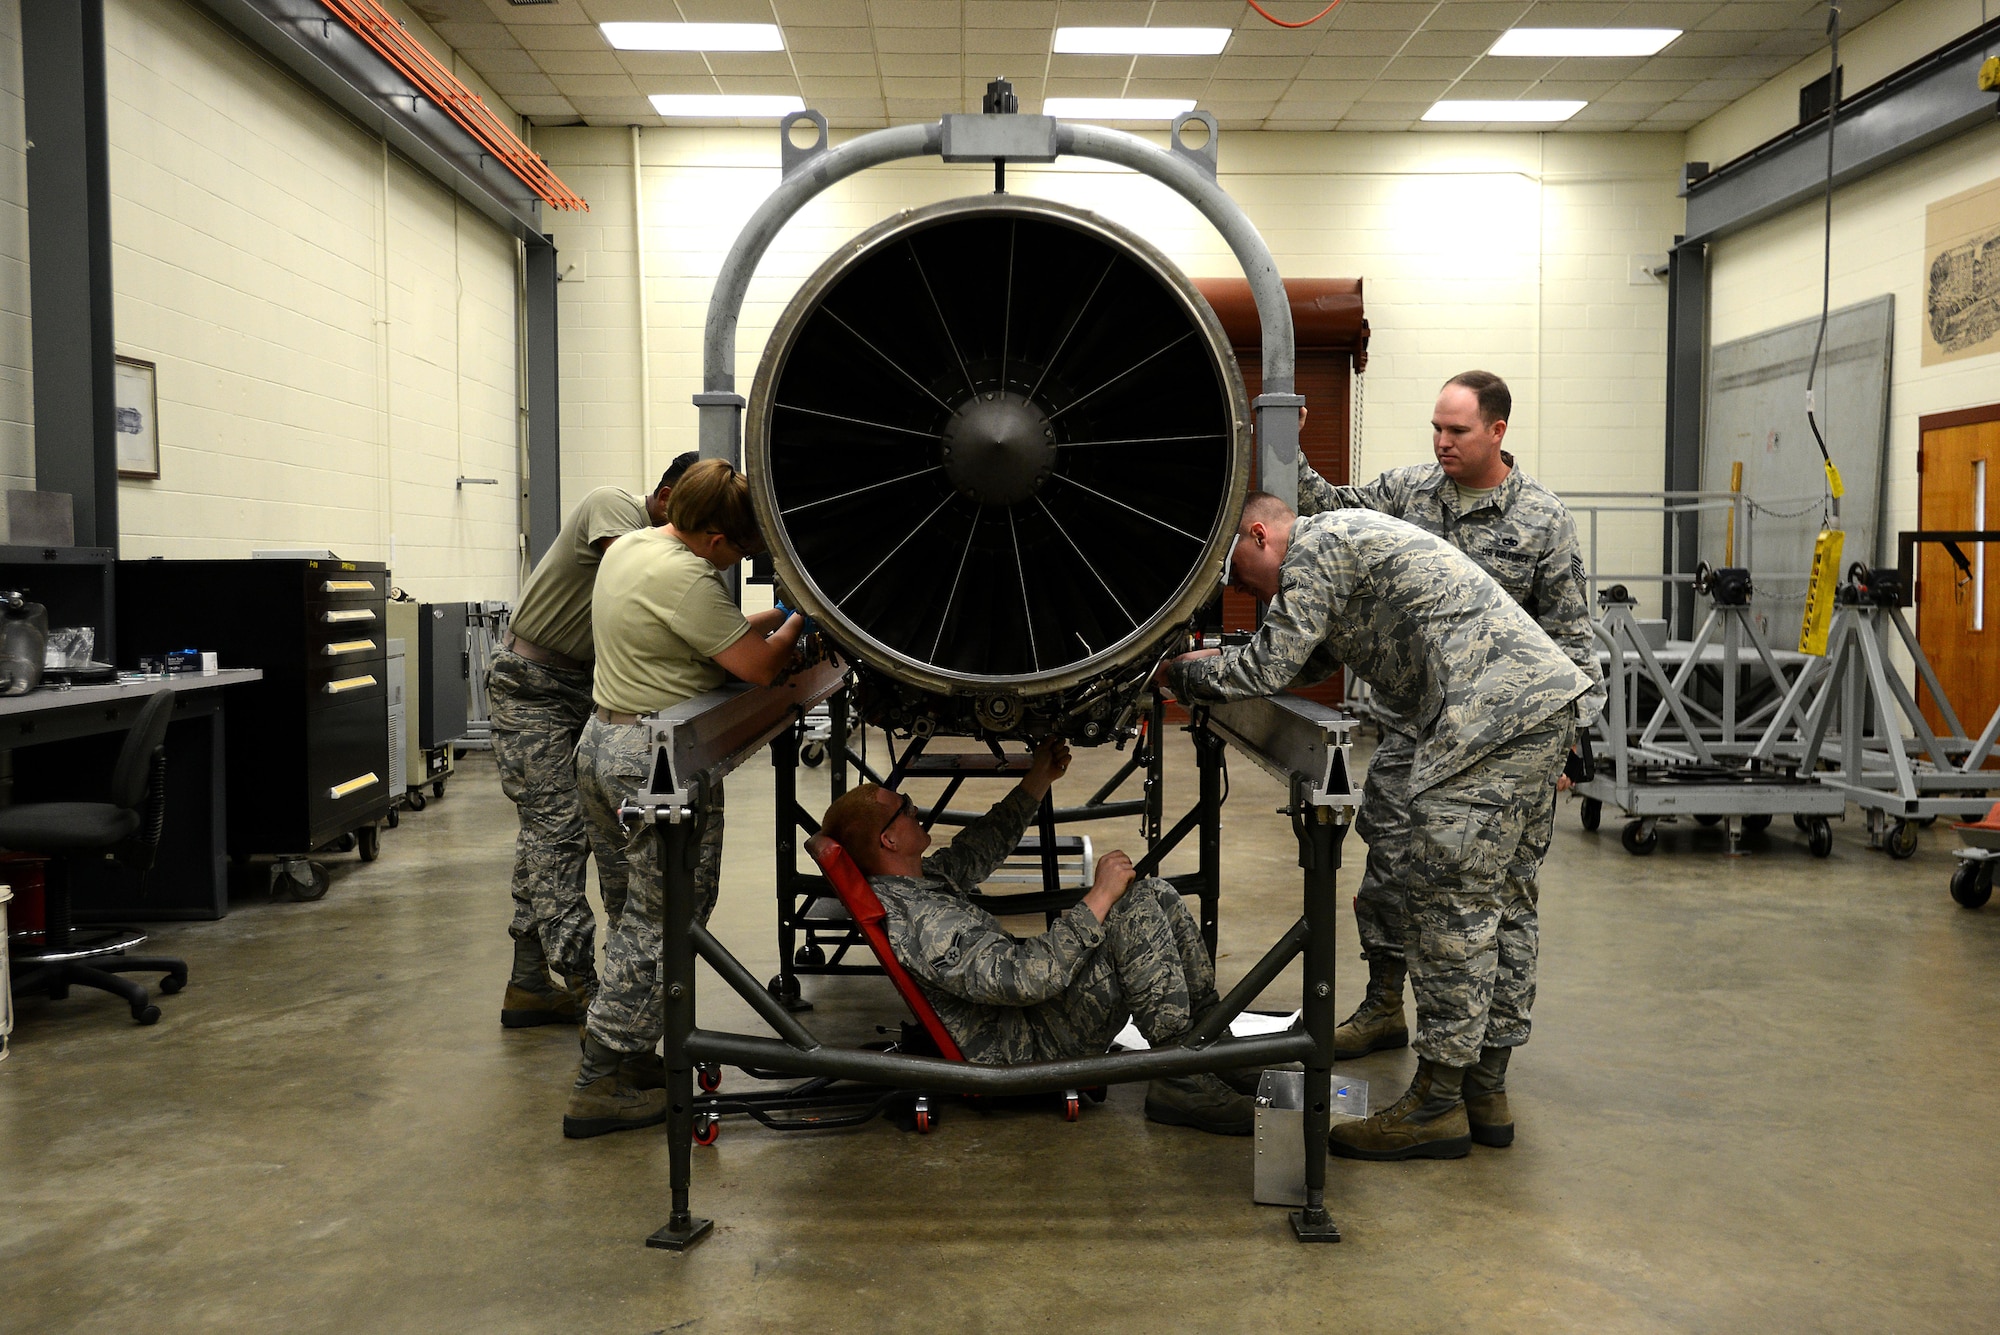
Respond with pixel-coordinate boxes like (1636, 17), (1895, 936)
(407, 790), (427, 812)
(132, 1001), (161, 1025)
(356, 825), (380, 862)
(1579, 796), (1602, 832)
(1807, 817), (1834, 859)
(1886, 818), (1920, 860)
(800, 741), (826, 768)
(697, 1063), (722, 1093)
(793, 943), (827, 968)
(273, 858), (330, 902)
(1063, 1092), (1081, 1123)
(1793, 814), (1810, 831)
(1951, 861), (1993, 909)
(431, 779), (446, 800)
(1621, 820), (1658, 856)
(692, 1115), (719, 1147)
(1742, 814), (1773, 834)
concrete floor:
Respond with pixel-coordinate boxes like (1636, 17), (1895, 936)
(4, 730), (1999, 1333)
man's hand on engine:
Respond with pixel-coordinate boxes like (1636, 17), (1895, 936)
(1022, 738), (1072, 800)
(1083, 850), (1136, 923)
(1155, 647), (1220, 694)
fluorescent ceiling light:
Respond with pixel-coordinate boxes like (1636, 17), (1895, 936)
(1053, 27), (1231, 56)
(1422, 99), (1587, 122)
(603, 23), (784, 52)
(1488, 28), (1679, 57)
(1043, 97), (1197, 121)
(650, 94), (805, 118)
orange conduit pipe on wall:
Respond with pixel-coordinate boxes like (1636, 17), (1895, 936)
(319, 0), (589, 213)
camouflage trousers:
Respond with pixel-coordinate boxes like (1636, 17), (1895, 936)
(1401, 712), (1572, 1067)
(1351, 730), (1419, 967)
(970, 878), (1216, 1065)
(576, 714), (725, 1055)
(488, 650), (598, 979)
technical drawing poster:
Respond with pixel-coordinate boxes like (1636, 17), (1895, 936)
(1924, 175), (2000, 366)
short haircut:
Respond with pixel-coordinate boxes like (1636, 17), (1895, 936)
(821, 783), (891, 868)
(665, 458), (765, 554)
(658, 452), (701, 492)
(1241, 491), (1295, 528)
(1444, 370), (1511, 425)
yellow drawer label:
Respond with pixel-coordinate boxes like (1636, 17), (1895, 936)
(322, 579), (375, 593)
(329, 773), (379, 800)
(322, 608), (376, 624)
(323, 674), (378, 694)
(323, 639), (378, 656)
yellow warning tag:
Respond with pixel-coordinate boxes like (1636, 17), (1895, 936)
(1799, 528), (1845, 656)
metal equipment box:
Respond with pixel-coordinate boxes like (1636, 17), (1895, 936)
(417, 602), (469, 751)
(115, 557), (395, 855)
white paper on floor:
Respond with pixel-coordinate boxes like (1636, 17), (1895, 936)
(1112, 1009), (1301, 1051)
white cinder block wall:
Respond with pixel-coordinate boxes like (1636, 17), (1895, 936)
(535, 127), (1686, 589)
(0, 0), (531, 604)
(1690, 0), (1999, 571)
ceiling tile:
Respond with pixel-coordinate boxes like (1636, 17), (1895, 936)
(1595, 80), (1696, 102)
(1050, 1), (1156, 22)
(433, 21), (513, 48)
(613, 52), (720, 77)
(773, 0), (872, 22)
(1302, 54), (1392, 80)
(788, 28), (876, 53)
(536, 50), (625, 76)
(881, 76), (961, 97)
(553, 73), (642, 98)
(799, 76), (884, 98)
(485, 71), (561, 98)
(1047, 54), (1138, 78)
(571, 95), (654, 116)
(1398, 29), (1497, 59)
(880, 52), (961, 76)
(512, 96), (580, 119)
(500, 22), (607, 52)
(1354, 78), (1452, 102)
(792, 52), (879, 75)
(1225, 30), (1327, 57)
(966, 29), (1054, 55)
(877, 28), (963, 53)
(1380, 56), (1480, 81)
(1421, 1), (1532, 30)
(966, 0), (1055, 23)
(460, 47), (540, 75)
(868, 0), (967, 25)
(705, 53), (800, 76)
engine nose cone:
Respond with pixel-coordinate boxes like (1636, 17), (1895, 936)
(940, 392), (1056, 506)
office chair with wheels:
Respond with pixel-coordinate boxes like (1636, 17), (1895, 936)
(3, 688), (186, 1025)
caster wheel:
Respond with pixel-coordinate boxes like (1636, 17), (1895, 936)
(1695, 813), (1721, 827)
(1951, 861), (1993, 909)
(159, 974), (186, 995)
(766, 973), (802, 1008)
(914, 1107), (934, 1134)
(1919, 815), (1939, 828)
(356, 825), (380, 863)
(1579, 797), (1602, 832)
(275, 860), (330, 902)
(1082, 1086), (1108, 1104)
(328, 833), (358, 853)
(1793, 814), (1810, 831)
(794, 943), (827, 968)
(1742, 814), (1772, 834)
(692, 1115), (719, 1146)
(1621, 820), (1658, 856)
(408, 791), (427, 812)
(386, 807), (400, 829)
(1064, 1094), (1081, 1123)
(432, 779), (447, 799)
(801, 742), (826, 768)
(698, 1063), (722, 1093)
(133, 1002), (161, 1025)
(1808, 817), (1834, 859)
(1886, 819), (1920, 860)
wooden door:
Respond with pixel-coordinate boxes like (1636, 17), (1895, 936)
(1916, 407), (2000, 737)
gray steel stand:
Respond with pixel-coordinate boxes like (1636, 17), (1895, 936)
(628, 680), (1357, 1250)
(1290, 784), (1342, 1243)
(647, 781), (715, 1252)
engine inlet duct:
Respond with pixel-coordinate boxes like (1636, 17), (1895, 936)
(748, 195), (1251, 739)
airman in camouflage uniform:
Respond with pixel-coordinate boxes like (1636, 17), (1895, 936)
(821, 748), (1256, 1135)
(1298, 447), (1604, 1064)
(493, 472), (684, 1030)
(1168, 499), (1588, 1160)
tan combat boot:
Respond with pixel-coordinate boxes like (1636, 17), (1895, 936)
(500, 936), (586, 1028)
(1326, 1057), (1471, 1161)
(563, 1036), (669, 1139)
(1463, 1045), (1514, 1148)
(1332, 958), (1409, 1060)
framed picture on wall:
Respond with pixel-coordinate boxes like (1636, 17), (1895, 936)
(114, 355), (160, 480)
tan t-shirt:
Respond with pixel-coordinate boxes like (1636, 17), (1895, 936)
(509, 488), (649, 662)
(591, 525), (752, 715)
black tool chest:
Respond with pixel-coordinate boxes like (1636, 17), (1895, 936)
(117, 558), (396, 854)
